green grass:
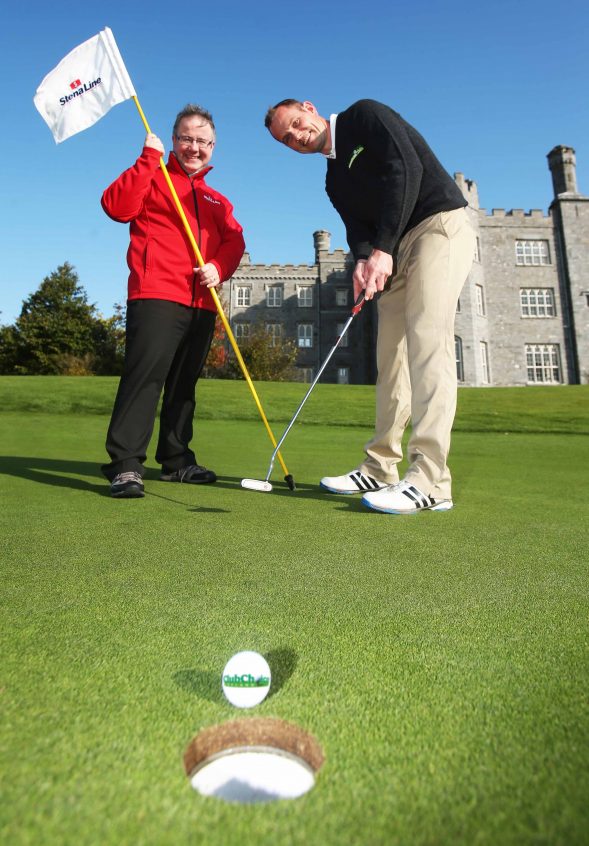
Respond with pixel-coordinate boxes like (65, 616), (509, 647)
(0, 376), (587, 433)
(1, 378), (588, 845)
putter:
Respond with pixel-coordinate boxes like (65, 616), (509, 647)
(241, 291), (366, 493)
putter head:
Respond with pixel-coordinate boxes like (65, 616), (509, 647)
(241, 478), (273, 493)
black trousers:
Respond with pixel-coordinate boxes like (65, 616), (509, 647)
(102, 299), (216, 480)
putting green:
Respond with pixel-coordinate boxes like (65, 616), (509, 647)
(1, 380), (588, 845)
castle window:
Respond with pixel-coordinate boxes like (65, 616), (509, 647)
(520, 288), (556, 317)
(298, 324), (313, 348)
(525, 344), (561, 383)
(480, 341), (490, 384)
(456, 298), (461, 314)
(476, 284), (486, 316)
(265, 323), (282, 347)
(297, 286), (313, 307)
(474, 237), (481, 262)
(336, 367), (349, 384)
(233, 322), (250, 340)
(235, 286), (251, 307)
(336, 323), (349, 348)
(335, 289), (348, 307)
(455, 336), (464, 382)
(515, 240), (551, 266)
(299, 367), (314, 383)
(266, 286), (283, 308)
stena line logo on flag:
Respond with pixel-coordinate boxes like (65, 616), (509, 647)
(33, 27), (136, 144)
(60, 77), (103, 105)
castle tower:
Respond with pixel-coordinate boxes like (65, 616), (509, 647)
(548, 146), (589, 383)
(547, 146), (579, 196)
(313, 230), (330, 263)
(454, 172), (479, 209)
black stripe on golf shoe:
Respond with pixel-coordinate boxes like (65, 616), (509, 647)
(402, 484), (432, 509)
(350, 471), (383, 491)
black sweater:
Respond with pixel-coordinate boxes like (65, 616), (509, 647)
(325, 99), (467, 260)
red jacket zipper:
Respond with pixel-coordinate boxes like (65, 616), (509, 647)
(190, 180), (202, 307)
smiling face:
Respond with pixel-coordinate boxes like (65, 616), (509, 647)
(172, 115), (216, 173)
(268, 101), (331, 155)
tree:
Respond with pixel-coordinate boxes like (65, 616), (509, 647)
(223, 324), (299, 381)
(94, 302), (126, 375)
(0, 324), (18, 374)
(4, 263), (116, 375)
(201, 295), (229, 378)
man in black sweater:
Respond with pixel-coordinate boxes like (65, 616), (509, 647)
(265, 99), (475, 515)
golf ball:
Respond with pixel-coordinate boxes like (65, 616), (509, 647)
(222, 651), (271, 708)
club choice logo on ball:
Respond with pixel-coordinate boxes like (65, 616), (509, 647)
(223, 673), (270, 688)
(222, 651), (272, 708)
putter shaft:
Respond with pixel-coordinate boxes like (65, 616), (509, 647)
(264, 292), (366, 482)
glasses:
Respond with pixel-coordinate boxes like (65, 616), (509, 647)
(175, 135), (215, 149)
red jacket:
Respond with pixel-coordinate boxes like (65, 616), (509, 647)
(101, 147), (245, 312)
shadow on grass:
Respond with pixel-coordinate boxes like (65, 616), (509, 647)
(0, 457), (240, 502)
(0, 457), (361, 509)
(264, 647), (298, 699)
(216, 475), (356, 506)
(172, 647), (298, 704)
(0, 456), (106, 494)
(173, 668), (221, 702)
(0, 456), (230, 505)
(146, 488), (231, 513)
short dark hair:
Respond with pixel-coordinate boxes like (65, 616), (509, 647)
(173, 104), (215, 137)
(264, 99), (302, 129)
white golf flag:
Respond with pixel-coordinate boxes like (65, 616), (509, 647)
(34, 27), (136, 143)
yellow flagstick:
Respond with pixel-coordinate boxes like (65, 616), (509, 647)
(131, 96), (295, 489)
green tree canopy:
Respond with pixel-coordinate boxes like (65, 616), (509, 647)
(223, 324), (298, 381)
(0, 263), (124, 375)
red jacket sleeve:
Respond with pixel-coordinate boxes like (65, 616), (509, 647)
(101, 146), (162, 222)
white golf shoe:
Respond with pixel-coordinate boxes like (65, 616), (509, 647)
(362, 480), (453, 514)
(320, 470), (388, 495)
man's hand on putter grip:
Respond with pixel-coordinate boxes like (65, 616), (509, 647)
(194, 263), (221, 288)
(353, 250), (393, 301)
(144, 132), (165, 154)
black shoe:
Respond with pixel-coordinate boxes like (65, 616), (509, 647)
(160, 464), (217, 484)
(110, 471), (145, 498)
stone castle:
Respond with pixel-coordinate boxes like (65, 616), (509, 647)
(225, 145), (588, 386)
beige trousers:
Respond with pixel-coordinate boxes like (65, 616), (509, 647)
(358, 208), (475, 499)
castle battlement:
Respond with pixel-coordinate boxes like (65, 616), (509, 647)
(481, 207), (551, 220)
(235, 261), (315, 274)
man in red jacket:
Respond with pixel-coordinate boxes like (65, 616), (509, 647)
(101, 104), (245, 498)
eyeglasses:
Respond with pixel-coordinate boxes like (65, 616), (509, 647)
(175, 135), (215, 149)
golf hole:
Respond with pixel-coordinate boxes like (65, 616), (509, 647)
(184, 718), (324, 804)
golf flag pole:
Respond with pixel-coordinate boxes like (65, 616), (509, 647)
(131, 97), (295, 489)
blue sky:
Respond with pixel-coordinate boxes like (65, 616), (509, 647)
(1, 0), (588, 325)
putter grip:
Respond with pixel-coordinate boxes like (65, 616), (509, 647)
(352, 291), (366, 315)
